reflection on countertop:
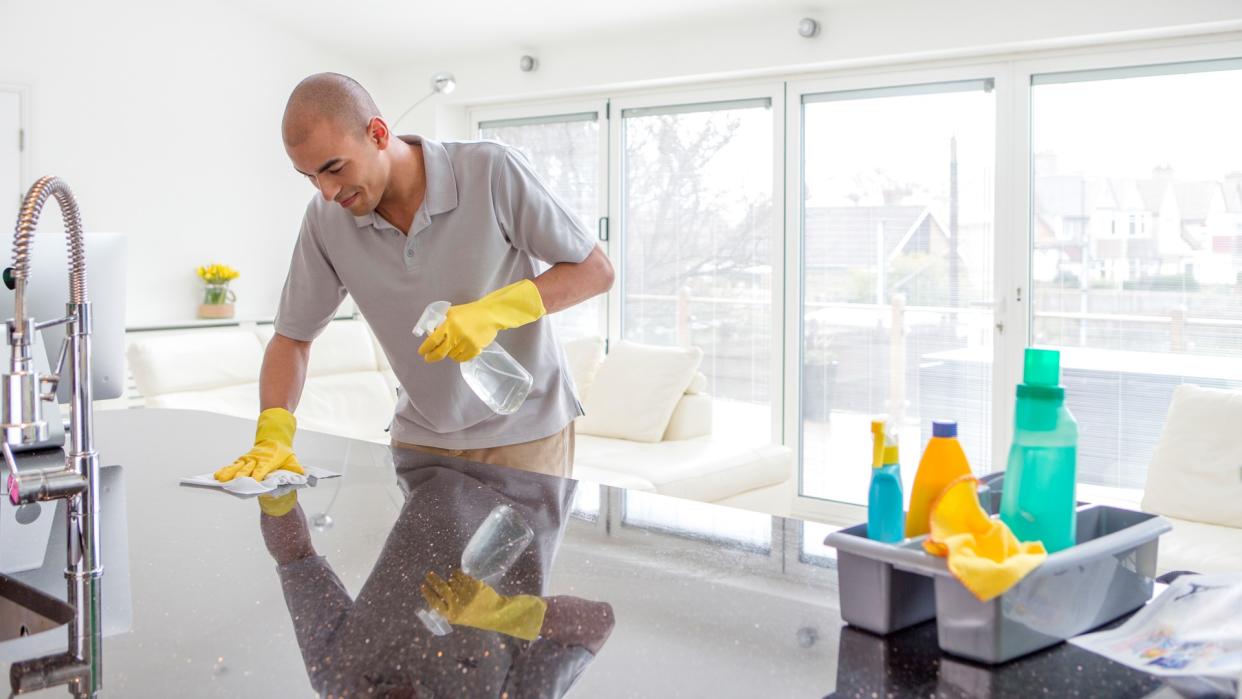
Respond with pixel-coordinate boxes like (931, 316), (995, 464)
(265, 447), (611, 697)
(0, 409), (1222, 697)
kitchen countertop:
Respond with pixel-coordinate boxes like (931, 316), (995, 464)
(0, 409), (1225, 697)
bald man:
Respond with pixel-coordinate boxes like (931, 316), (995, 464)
(214, 73), (612, 489)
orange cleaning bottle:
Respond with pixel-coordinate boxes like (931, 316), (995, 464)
(904, 420), (973, 538)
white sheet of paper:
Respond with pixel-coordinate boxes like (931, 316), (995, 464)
(1070, 573), (1242, 679)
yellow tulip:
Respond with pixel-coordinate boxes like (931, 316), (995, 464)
(196, 262), (239, 285)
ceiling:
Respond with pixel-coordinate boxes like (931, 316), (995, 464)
(224, 0), (841, 68)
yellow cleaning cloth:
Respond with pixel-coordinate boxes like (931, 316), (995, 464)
(925, 475), (1048, 602)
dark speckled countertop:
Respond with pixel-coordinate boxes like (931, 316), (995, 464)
(0, 409), (1227, 698)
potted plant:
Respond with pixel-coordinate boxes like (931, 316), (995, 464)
(197, 263), (239, 319)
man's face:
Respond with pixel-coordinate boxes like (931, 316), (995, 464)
(285, 118), (388, 216)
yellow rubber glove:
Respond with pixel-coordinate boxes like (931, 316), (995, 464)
(925, 475), (1047, 602)
(420, 569), (547, 641)
(258, 490), (299, 517)
(418, 280), (545, 363)
(214, 407), (306, 483)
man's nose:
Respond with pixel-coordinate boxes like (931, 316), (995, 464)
(318, 178), (341, 203)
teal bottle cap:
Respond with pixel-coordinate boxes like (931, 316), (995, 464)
(1023, 348), (1061, 387)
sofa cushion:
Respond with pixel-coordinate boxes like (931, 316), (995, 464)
(1142, 384), (1242, 528)
(128, 329), (264, 396)
(573, 434), (792, 502)
(258, 320), (379, 377)
(561, 336), (605, 400)
(295, 372), (397, 443)
(1156, 516), (1242, 575)
(145, 383), (259, 421)
(577, 341), (703, 443)
(663, 393), (713, 441)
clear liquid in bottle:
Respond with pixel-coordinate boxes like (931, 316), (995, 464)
(414, 300), (534, 415)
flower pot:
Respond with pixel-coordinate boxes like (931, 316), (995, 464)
(197, 303), (235, 319)
(198, 283), (236, 319)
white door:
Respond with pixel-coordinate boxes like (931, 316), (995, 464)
(0, 90), (20, 231)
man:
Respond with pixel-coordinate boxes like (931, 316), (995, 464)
(215, 72), (613, 487)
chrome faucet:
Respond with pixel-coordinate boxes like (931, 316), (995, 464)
(2, 176), (102, 698)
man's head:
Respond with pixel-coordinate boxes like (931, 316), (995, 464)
(283, 73), (391, 216)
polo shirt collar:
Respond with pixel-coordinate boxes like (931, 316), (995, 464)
(352, 134), (459, 230)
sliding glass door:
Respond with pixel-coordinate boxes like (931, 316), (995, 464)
(478, 106), (607, 340)
(795, 77), (998, 505)
(613, 89), (783, 447)
(1028, 58), (1242, 494)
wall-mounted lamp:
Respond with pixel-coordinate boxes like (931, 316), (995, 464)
(392, 72), (457, 128)
(797, 18), (820, 38)
(519, 55), (538, 72)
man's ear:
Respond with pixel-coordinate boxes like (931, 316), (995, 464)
(368, 117), (391, 150)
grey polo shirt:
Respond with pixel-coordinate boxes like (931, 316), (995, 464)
(274, 135), (595, 449)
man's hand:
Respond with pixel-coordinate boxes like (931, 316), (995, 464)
(215, 407), (306, 482)
(418, 280), (545, 363)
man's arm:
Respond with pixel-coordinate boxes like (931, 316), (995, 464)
(260, 500), (316, 565)
(530, 245), (614, 315)
(261, 333), (312, 412)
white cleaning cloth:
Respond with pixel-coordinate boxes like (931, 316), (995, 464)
(180, 466), (341, 496)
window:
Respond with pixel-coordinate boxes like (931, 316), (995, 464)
(799, 80), (997, 505)
(619, 98), (777, 446)
(1030, 59), (1242, 489)
(471, 45), (1242, 519)
(479, 112), (604, 340)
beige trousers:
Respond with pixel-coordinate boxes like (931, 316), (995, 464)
(391, 424), (575, 479)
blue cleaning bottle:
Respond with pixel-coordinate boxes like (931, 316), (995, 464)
(867, 424), (904, 543)
(999, 348), (1079, 552)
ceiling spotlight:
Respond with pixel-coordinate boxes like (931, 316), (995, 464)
(520, 55), (538, 72)
(797, 18), (820, 39)
(431, 72), (457, 95)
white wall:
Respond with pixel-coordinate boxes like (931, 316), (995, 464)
(0, 0), (375, 327)
(371, 0), (1242, 139)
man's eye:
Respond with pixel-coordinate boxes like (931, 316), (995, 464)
(329, 166), (344, 174)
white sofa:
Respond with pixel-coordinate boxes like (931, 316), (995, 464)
(125, 319), (794, 511)
(1141, 384), (1242, 575)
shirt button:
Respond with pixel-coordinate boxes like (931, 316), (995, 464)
(405, 248), (414, 257)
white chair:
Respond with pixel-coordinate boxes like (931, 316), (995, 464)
(1141, 384), (1242, 574)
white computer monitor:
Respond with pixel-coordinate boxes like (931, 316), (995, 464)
(0, 232), (127, 404)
